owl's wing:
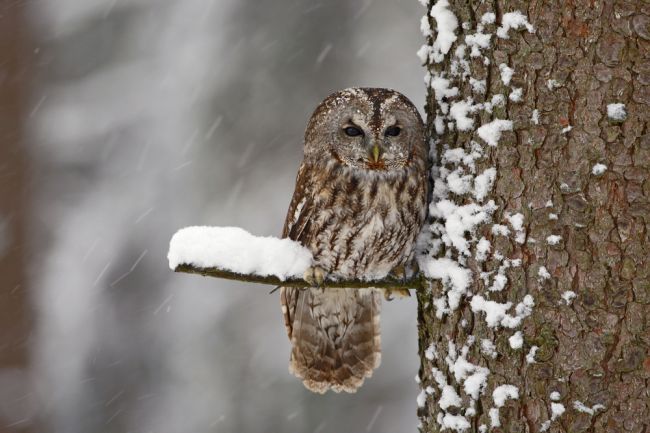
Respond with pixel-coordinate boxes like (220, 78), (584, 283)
(280, 163), (316, 340)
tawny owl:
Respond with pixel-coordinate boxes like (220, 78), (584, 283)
(280, 88), (428, 393)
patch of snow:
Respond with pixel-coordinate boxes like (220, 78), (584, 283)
(450, 99), (476, 131)
(491, 224), (510, 236)
(428, 0), (458, 63)
(471, 294), (534, 328)
(607, 103), (626, 121)
(509, 87), (523, 101)
(561, 290), (576, 305)
(481, 339), (497, 358)
(561, 125), (572, 134)
(481, 12), (495, 25)
(592, 163), (607, 175)
(496, 11), (534, 38)
(475, 237), (491, 262)
(429, 73), (460, 101)
(548, 213), (558, 220)
(546, 79), (560, 90)
(469, 78), (486, 93)
(546, 235), (562, 245)
(167, 226), (312, 280)
(419, 257), (472, 316)
(550, 391), (561, 401)
(439, 385), (462, 410)
(473, 168), (496, 202)
(420, 15), (433, 37)
(440, 413), (470, 432)
(498, 63), (514, 85)
(551, 402), (565, 420)
(477, 119), (513, 146)
(538, 266), (551, 280)
(526, 345), (538, 363)
(573, 401), (606, 415)
(417, 389), (427, 407)
(493, 384), (519, 407)
(531, 109), (540, 125)
(425, 344), (438, 360)
(508, 331), (523, 349)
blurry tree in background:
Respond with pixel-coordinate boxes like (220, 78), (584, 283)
(417, 1), (649, 432)
(0, 1), (33, 432)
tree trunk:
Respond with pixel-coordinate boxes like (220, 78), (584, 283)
(417, 1), (649, 432)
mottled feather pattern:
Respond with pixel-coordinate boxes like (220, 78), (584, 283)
(280, 88), (428, 393)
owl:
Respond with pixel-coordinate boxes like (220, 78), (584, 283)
(280, 87), (428, 393)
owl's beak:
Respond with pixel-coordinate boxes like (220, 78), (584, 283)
(371, 144), (381, 163)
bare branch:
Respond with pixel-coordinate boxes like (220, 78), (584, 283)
(174, 263), (428, 290)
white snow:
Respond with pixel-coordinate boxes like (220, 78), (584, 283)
(429, 73), (460, 101)
(551, 402), (565, 420)
(526, 345), (538, 363)
(548, 213), (558, 220)
(469, 78), (486, 93)
(509, 87), (523, 102)
(488, 408), (501, 427)
(508, 331), (523, 349)
(550, 391), (561, 401)
(481, 12), (495, 25)
(440, 413), (470, 432)
(425, 343), (438, 360)
(481, 339), (497, 358)
(419, 257), (472, 316)
(473, 168), (496, 202)
(592, 163), (607, 175)
(420, 15), (433, 37)
(439, 385), (462, 410)
(561, 125), (572, 134)
(450, 100), (476, 131)
(546, 79), (560, 90)
(546, 235), (562, 245)
(573, 401), (606, 415)
(607, 103), (626, 121)
(493, 384), (519, 407)
(477, 119), (513, 146)
(491, 224), (510, 236)
(429, 200), (496, 256)
(498, 63), (514, 85)
(428, 0), (458, 63)
(465, 31), (492, 57)
(417, 389), (427, 408)
(464, 370), (489, 399)
(496, 11), (534, 38)
(475, 237), (491, 262)
(561, 290), (577, 305)
(167, 226), (312, 281)
(531, 109), (540, 125)
(538, 266), (551, 280)
(471, 294), (534, 328)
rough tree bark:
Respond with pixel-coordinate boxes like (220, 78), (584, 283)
(417, 1), (649, 433)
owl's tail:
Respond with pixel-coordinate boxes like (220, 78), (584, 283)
(286, 288), (381, 393)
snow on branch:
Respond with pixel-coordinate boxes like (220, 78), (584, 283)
(168, 226), (427, 290)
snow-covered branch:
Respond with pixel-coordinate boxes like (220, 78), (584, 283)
(168, 226), (427, 290)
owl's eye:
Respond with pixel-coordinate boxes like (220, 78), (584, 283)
(344, 126), (364, 137)
(385, 126), (401, 137)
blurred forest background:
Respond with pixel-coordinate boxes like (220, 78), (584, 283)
(1, 0), (427, 432)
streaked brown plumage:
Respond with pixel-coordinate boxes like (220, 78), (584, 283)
(281, 88), (428, 393)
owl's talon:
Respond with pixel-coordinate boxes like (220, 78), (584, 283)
(389, 264), (407, 280)
(304, 266), (326, 287)
(383, 288), (411, 301)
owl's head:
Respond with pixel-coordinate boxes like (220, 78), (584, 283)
(303, 88), (426, 172)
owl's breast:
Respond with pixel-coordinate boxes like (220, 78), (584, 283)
(308, 171), (426, 281)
